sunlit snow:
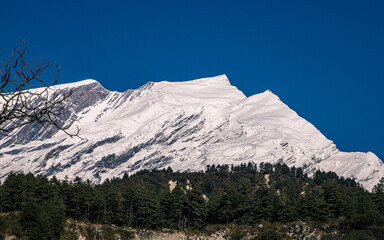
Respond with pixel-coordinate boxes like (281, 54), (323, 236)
(0, 75), (382, 190)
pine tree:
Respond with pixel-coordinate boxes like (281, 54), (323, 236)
(187, 185), (206, 229)
(41, 198), (66, 239)
(206, 192), (220, 225)
(277, 189), (297, 222)
(20, 197), (66, 240)
(0, 172), (27, 211)
(317, 199), (332, 222)
(252, 181), (279, 222)
(373, 177), (384, 214)
(20, 199), (40, 238)
(236, 181), (253, 224)
(324, 179), (345, 218)
(170, 185), (187, 229)
(159, 188), (173, 227)
(298, 188), (320, 220)
(217, 184), (237, 225)
(122, 185), (136, 227)
(100, 179), (122, 225)
(134, 187), (160, 228)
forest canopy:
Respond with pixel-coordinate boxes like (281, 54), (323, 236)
(1, 162), (384, 239)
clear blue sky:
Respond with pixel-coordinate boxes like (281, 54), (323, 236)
(1, 0), (383, 160)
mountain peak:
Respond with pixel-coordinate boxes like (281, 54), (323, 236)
(156, 74), (231, 87)
(148, 75), (245, 107)
(0, 75), (382, 190)
(183, 74), (231, 86)
(54, 79), (99, 90)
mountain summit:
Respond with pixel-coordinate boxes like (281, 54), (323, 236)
(0, 75), (382, 190)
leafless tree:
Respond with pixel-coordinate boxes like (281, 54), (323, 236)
(0, 41), (79, 137)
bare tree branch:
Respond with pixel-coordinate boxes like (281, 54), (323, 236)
(0, 41), (81, 138)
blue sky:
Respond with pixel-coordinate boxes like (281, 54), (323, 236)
(1, 0), (383, 159)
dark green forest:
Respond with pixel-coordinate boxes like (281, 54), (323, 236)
(1, 162), (384, 239)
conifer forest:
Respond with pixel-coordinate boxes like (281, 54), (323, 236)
(1, 163), (384, 239)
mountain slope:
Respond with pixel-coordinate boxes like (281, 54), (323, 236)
(0, 75), (382, 190)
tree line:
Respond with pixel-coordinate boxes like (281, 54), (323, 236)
(1, 162), (384, 239)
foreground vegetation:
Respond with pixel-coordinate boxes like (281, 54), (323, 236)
(1, 162), (384, 239)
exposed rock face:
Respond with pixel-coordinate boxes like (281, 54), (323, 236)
(0, 75), (382, 190)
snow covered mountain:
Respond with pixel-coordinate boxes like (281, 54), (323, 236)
(0, 75), (382, 190)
